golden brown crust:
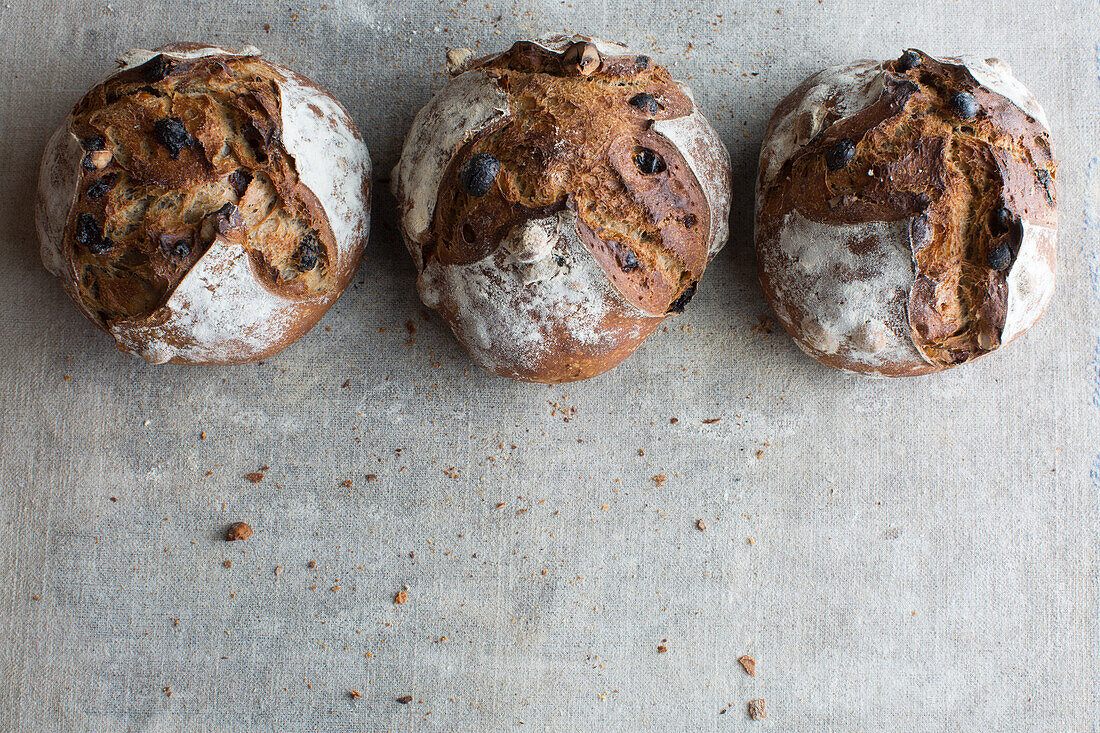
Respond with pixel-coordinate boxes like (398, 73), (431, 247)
(757, 51), (1056, 374)
(64, 52), (338, 328)
(433, 42), (709, 316)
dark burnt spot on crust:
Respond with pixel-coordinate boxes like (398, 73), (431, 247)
(86, 174), (117, 200)
(629, 93), (661, 114)
(459, 153), (500, 196)
(141, 54), (176, 83)
(153, 117), (195, 158)
(667, 282), (697, 313)
(949, 91), (980, 120)
(159, 235), (192, 259)
(1035, 168), (1055, 206)
(294, 231), (321, 272)
(825, 139), (856, 171)
(987, 241), (1012, 270)
(76, 213), (113, 255)
(64, 51), (339, 326)
(895, 50), (921, 73)
(619, 247), (640, 272)
(634, 148), (666, 175)
(757, 50), (1057, 371)
(431, 41), (711, 318)
(228, 168), (252, 197)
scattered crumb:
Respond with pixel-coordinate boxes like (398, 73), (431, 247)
(496, 502), (506, 509)
(223, 560), (232, 568)
(652, 475), (667, 487)
(341, 379), (351, 388)
(405, 319), (418, 335)
(637, 448), (645, 456)
(365, 474), (378, 482)
(226, 522), (252, 541)
(656, 644), (668, 654)
(696, 518), (707, 531)
(341, 479), (352, 488)
(348, 690), (361, 700)
(703, 418), (721, 424)
(32, 595), (40, 601)
(396, 695), (413, 704)
(394, 589), (408, 605)
(274, 565), (283, 576)
(163, 686), (171, 698)
(738, 655), (756, 676)
(748, 537), (755, 545)
(755, 450), (765, 459)
(245, 471), (264, 483)
(669, 417), (679, 424)
(331, 586), (341, 592)
(748, 699), (767, 720)
(308, 560), (317, 569)
(199, 431), (206, 440)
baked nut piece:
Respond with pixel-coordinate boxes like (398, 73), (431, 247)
(37, 43), (371, 365)
(756, 50), (1056, 376)
(392, 36), (731, 383)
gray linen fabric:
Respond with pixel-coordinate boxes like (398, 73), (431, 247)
(0, 0), (1096, 729)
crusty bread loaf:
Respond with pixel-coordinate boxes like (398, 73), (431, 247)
(36, 43), (371, 365)
(755, 50), (1056, 376)
(392, 35), (731, 383)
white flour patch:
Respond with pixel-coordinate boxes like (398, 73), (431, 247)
(418, 210), (639, 373)
(391, 70), (510, 268)
(1002, 222), (1057, 344)
(765, 211), (925, 371)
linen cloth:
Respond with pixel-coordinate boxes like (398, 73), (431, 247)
(0, 0), (1096, 729)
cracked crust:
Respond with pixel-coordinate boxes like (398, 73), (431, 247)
(392, 35), (731, 383)
(755, 50), (1056, 376)
(36, 43), (372, 365)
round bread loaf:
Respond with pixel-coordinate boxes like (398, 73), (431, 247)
(36, 43), (372, 365)
(755, 50), (1056, 376)
(392, 35), (731, 383)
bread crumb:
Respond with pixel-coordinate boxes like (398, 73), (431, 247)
(341, 479), (352, 487)
(348, 690), (361, 700)
(696, 518), (707, 531)
(755, 450), (765, 459)
(396, 694), (413, 704)
(656, 644), (668, 653)
(394, 589), (408, 605)
(653, 475), (667, 487)
(226, 522), (252, 541)
(223, 559), (232, 568)
(738, 655), (756, 676)
(365, 474), (378, 482)
(748, 699), (767, 720)
(274, 565), (283, 576)
(669, 417), (679, 424)
(245, 472), (264, 483)
(163, 686), (171, 697)
(308, 560), (317, 569)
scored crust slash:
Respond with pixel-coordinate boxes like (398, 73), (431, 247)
(392, 35), (732, 383)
